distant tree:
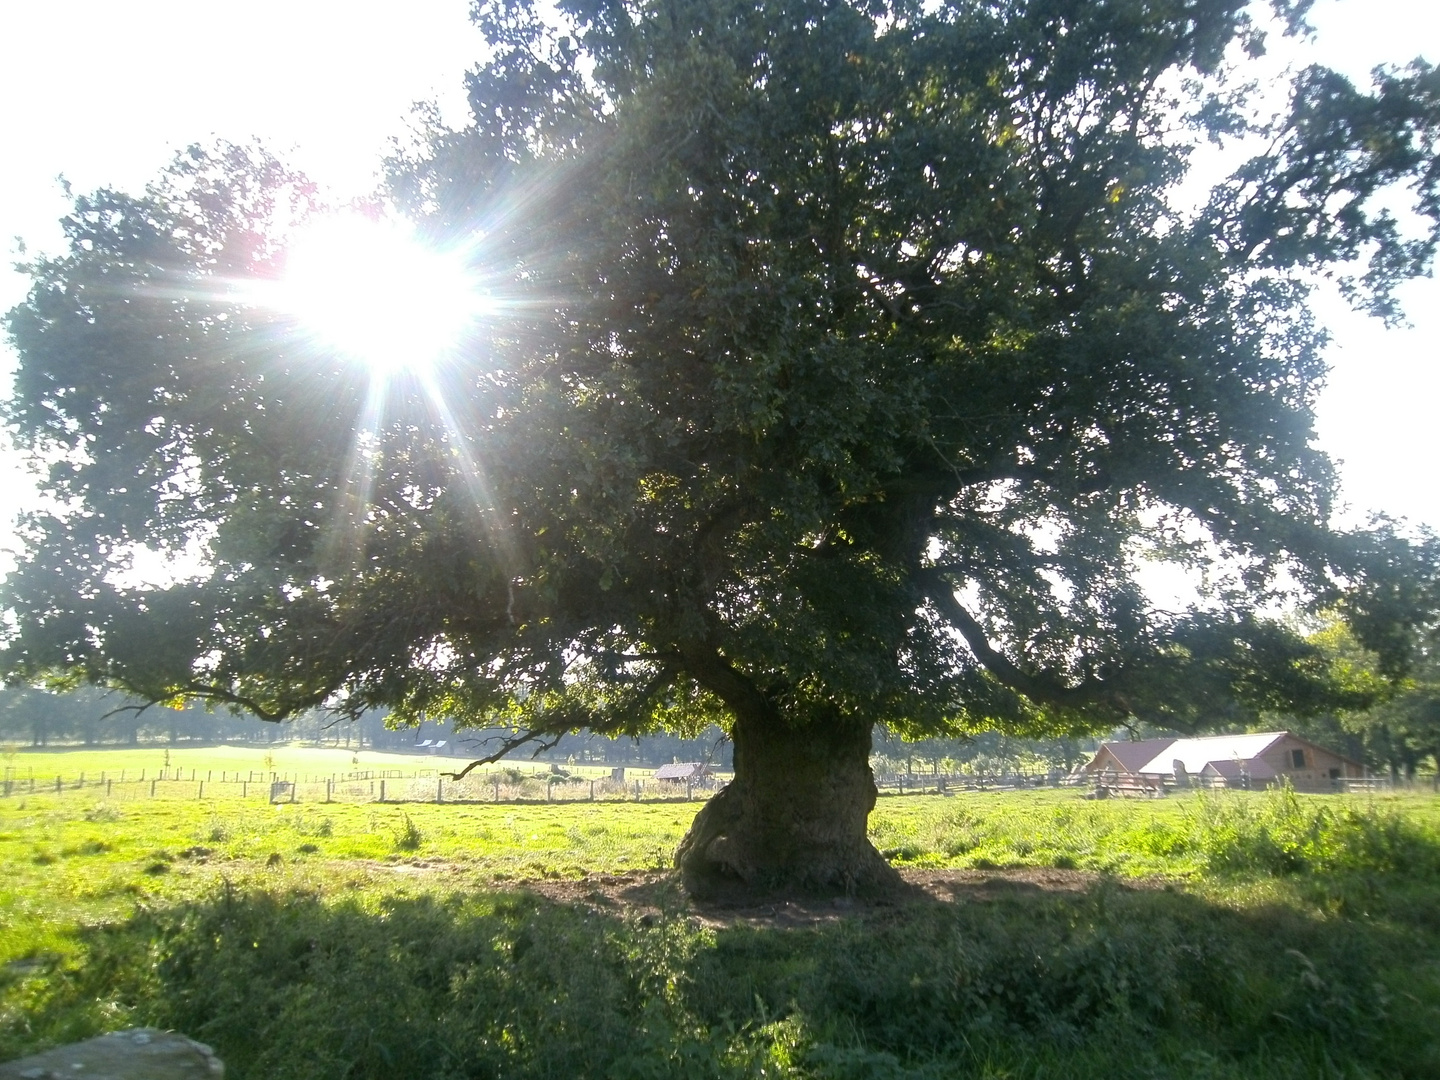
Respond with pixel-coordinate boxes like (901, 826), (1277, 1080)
(5, 0), (1440, 894)
(1363, 653), (1440, 777)
(1286, 623), (1440, 777)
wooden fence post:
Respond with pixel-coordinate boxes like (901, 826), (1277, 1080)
(150, 779), (157, 797)
(379, 779), (386, 803)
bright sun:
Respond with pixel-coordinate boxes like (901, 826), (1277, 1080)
(280, 214), (486, 375)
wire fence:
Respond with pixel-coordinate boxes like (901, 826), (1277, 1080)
(0, 766), (725, 805)
(873, 771), (1079, 794)
(5, 766), (1430, 805)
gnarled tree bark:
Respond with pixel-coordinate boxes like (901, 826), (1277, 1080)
(675, 708), (900, 899)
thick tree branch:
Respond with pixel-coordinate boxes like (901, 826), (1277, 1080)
(440, 729), (567, 781)
(440, 663), (678, 780)
(919, 570), (1123, 712)
(677, 642), (782, 728)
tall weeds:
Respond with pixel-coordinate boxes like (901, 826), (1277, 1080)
(1185, 785), (1440, 877)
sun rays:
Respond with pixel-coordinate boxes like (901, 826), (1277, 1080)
(247, 209), (517, 580)
(279, 213), (492, 377)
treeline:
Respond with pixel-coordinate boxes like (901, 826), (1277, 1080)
(870, 729), (1099, 776)
(0, 688), (1079, 774)
(0, 687), (733, 768)
(4, 673), (1434, 779)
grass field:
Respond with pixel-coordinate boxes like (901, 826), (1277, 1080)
(2, 761), (1438, 1078)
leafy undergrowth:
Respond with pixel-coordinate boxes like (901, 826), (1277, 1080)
(1, 788), (1438, 1078)
(4, 875), (1438, 1079)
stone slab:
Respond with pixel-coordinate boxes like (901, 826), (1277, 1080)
(0, 1028), (223, 1080)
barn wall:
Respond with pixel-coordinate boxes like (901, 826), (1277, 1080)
(1259, 736), (1361, 790)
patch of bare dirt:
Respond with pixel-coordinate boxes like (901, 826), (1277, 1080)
(340, 858), (1167, 926)
(905, 866), (1153, 901)
(514, 866), (1165, 928)
(360, 856), (469, 876)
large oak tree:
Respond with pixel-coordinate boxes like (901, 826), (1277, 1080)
(6, 0), (1440, 895)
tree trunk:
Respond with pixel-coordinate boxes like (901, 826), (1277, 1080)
(675, 712), (900, 899)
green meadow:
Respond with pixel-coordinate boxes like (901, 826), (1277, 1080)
(2, 766), (1438, 1078)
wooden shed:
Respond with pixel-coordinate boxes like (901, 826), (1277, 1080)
(653, 762), (712, 783)
(1083, 738), (1178, 778)
(1080, 738), (1178, 796)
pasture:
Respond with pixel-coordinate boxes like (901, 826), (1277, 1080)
(2, 759), (1438, 1079)
(0, 743), (729, 808)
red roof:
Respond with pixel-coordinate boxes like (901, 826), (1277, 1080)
(1092, 739), (1176, 774)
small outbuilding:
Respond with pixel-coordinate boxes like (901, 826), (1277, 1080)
(1081, 737), (1178, 795)
(1083, 738), (1179, 779)
(653, 762), (712, 783)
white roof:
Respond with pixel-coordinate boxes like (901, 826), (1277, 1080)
(1201, 757), (1276, 779)
(1137, 732), (1287, 775)
(653, 762), (706, 780)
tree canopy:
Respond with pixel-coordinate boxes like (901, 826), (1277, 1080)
(1282, 621), (1440, 778)
(5, 0), (1440, 891)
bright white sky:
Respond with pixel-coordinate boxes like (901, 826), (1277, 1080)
(0, 0), (1437, 585)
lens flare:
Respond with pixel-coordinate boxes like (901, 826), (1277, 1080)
(281, 214), (487, 375)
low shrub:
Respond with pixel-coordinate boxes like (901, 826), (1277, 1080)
(391, 814), (423, 852)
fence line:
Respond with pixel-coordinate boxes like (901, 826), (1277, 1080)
(1082, 771), (1439, 799)
(873, 771), (1078, 795)
(0, 771), (723, 806)
(4, 767), (1433, 805)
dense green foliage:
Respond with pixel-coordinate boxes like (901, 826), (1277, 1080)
(3, 788), (1438, 1078)
(1288, 631), (1440, 778)
(6, 0), (1440, 756)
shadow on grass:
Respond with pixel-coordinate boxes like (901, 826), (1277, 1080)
(3, 867), (1438, 1080)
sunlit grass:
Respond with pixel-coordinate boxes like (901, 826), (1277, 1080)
(3, 783), (1438, 1078)
(870, 787), (1440, 877)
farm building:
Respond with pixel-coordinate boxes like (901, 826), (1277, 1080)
(1078, 737), (1179, 795)
(1083, 732), (1363, 792)
(1083, 739), (1179, 780)
(653, 762), (712, 783)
